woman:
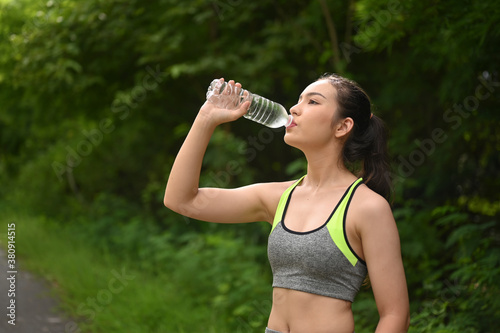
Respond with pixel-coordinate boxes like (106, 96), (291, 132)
(164, 74), (410, 333)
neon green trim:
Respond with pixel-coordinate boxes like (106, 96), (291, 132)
(271, 176), (306, 234)
(326, 178), (363, 266)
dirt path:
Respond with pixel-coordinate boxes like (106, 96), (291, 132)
(0, 248), (70, 333)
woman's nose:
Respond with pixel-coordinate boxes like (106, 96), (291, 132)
(290, 104), (299, 115)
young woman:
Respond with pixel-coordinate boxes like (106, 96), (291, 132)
(164, 74), (410, 333)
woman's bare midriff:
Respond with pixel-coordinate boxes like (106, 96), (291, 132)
(267, 288), (355, 333)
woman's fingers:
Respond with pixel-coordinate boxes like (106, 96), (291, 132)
(223, 80), (234, 95)
(238, 100), (251, 116)
(202, 78), (249, 124)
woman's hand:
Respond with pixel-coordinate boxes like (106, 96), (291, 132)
(200, 79), (250, 127)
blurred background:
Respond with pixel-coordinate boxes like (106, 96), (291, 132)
(0, 0), (499, 332)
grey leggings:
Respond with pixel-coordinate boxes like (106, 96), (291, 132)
(265, 328), (354, 333)
(265, 328), (282, 333)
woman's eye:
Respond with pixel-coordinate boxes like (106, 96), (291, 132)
(308, 99), (318, 105)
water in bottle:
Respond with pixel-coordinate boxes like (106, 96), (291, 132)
(206, 79), (292, 128)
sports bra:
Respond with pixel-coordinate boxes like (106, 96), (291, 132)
(267, 176), (367, 302)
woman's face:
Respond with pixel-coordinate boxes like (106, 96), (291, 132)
(284, 80), (341, 149)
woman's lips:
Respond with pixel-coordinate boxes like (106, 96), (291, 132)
(286, 122), (297, 129)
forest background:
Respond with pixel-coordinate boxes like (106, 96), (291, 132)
(0, 0), (499, 332)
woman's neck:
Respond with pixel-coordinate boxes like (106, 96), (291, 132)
(302, 147), (356, 189)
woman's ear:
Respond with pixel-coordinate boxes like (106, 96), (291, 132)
(334, 117), (354, 139)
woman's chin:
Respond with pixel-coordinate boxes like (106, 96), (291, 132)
(283, 133), (301, 149)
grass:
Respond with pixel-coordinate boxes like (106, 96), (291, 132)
(0, 210), (228, 333)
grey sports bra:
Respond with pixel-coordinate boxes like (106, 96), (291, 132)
(267, 176), (367, 302)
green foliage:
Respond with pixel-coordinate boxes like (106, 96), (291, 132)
(393, 203), (499, 333)
(1, 213), (224, 332)
(37, 212), (272, 332)
(1, 0), (499, 332)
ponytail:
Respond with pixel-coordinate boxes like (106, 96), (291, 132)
(320, 74), (392, 201)
(352, 115), (391, 200)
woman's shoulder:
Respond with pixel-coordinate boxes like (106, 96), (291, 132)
(348, 184), (397, 241)
(350, 182), (393, 221)
(251, 178), (301, 197)
(254, 178), (302, 200)
(245, 178), (302, 223)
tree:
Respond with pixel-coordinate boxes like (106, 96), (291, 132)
(1, 0), (499, 331)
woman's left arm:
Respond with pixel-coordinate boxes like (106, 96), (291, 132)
(357, 193), (410, 333)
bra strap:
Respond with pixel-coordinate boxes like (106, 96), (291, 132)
(270, 175), (306, 234)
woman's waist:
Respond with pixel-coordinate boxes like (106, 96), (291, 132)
(268, 287), (354, 333)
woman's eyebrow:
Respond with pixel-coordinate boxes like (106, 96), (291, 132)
(298, 92), (327, 101)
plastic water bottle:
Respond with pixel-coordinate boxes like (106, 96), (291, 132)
(206, 79), (293, 128)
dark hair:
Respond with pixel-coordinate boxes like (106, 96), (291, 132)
(319, 73), (392, 201)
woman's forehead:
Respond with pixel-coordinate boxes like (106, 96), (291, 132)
(301, 80), (336, 99)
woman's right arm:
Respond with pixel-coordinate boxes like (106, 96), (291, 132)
(164, 80), (287, 224)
